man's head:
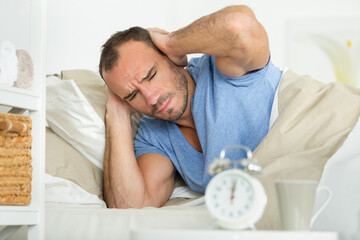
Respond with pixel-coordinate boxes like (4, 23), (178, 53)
(99, 27), (189, 122)
(99, 27), (163, 79)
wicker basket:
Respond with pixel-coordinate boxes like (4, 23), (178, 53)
(0, 112), (32, 206)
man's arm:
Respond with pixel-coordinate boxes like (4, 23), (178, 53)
(103, 88), (175, 208)
(149, 5), (269, 78)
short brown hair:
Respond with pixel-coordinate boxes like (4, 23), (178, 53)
(99, 26), (162, 79)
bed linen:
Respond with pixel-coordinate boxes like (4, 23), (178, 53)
(44, 165), (207, 240)
(45, 201), (210, 240)
(43, 68), (360, 240)
(312, 118), (360, 240)
(46, 76), (105, 169)
(45, 173), (106, 207)
(254, 69), (360, 231)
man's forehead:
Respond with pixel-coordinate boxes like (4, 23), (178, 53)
(116, 46), (157, 80)
(117, 40), (154, 58)
(116, 57), (155, 82)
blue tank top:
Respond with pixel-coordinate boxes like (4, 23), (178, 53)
(135, 55), (281, 193)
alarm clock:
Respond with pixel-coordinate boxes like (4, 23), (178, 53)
(205, 145), (267, 230)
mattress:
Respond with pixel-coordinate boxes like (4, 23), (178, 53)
(45, 201), (211, 240)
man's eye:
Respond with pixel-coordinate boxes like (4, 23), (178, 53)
(149, 71), (157, 81)
(130, 91), (139, 101)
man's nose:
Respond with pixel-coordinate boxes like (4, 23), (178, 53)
(139, 85), (159, 106)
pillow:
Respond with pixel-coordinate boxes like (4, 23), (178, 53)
(46, 126), (103, 198)
(61, 69), (106, 121)
(46, 76), (105, 169)
(61, 69), (143, 140)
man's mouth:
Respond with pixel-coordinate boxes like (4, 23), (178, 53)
(158, 99), (172, 114)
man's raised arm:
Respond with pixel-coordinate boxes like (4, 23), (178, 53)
(149, 5), (269, 77)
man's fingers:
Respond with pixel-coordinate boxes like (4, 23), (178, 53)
(147, 27), (168, 34)
(148, 27), (188, 67)
(177, 55), (188, 67)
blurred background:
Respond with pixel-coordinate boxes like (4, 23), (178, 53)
(1, 0), (360, 86)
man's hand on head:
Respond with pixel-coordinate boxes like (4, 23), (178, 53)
(147, 27), (188, 67)
(105, 86), (136, 115)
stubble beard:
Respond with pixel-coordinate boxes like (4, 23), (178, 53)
(151, 61), (188, 122)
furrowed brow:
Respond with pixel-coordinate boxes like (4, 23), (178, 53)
(140, 66), (155, 82)
(122, 92), (133, 100)
(122, 65), (155, 100)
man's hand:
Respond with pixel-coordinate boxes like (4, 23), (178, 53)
(105, 86), (136, 115)
(149, 5), (269, 77)
(147, 27), (188, 67)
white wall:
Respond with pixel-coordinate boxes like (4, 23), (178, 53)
(0, 0), (30, 50)
(43, 0), (360, 75)
(46, 0), (238, 73)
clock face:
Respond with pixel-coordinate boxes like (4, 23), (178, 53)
(206, 171), (255, 220)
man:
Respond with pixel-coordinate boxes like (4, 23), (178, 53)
(99, 5), (282, 209)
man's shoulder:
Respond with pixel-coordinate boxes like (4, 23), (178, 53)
(134, 116), (176, 155)
(186, 54), (214, 82)
(187, 54), (212, 69)
(137, 116), (171, 135)
(139, 115), (166, 125)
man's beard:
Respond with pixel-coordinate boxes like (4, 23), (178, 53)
(151, 61), (188, 122)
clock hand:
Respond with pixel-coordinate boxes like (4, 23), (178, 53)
(230, 179), (237, 205)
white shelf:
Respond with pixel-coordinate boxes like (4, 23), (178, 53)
(0, 85), (40, 110)
(0, 0), (46, 239)
(0, 208), (40, 225)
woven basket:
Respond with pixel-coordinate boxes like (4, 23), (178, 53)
(0, 112), (32, 206)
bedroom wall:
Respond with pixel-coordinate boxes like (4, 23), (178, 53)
(2, 0), (360, 79)
(45, 0), (360, 79)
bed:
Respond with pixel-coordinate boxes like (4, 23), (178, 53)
(30, 68), (360, 240)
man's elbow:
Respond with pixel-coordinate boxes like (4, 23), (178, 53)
(221, 5), (256, 18)
(105, 198), (140, 209)
(106, 200), (165, 209)
(105, 192), (165, 209)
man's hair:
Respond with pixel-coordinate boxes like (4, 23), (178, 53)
(99, 26), (163, 79)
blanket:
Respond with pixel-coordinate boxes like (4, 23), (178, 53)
(254, 70), (360, 230)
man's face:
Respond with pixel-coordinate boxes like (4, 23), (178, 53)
(104, 40), (188, 122)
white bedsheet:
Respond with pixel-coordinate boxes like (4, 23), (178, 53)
(44, 176), (209, 240)
(45, 173), (203, 207)
(45, 173), (106, 207)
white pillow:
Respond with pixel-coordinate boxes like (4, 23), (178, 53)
(46, 76), (105, 169)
